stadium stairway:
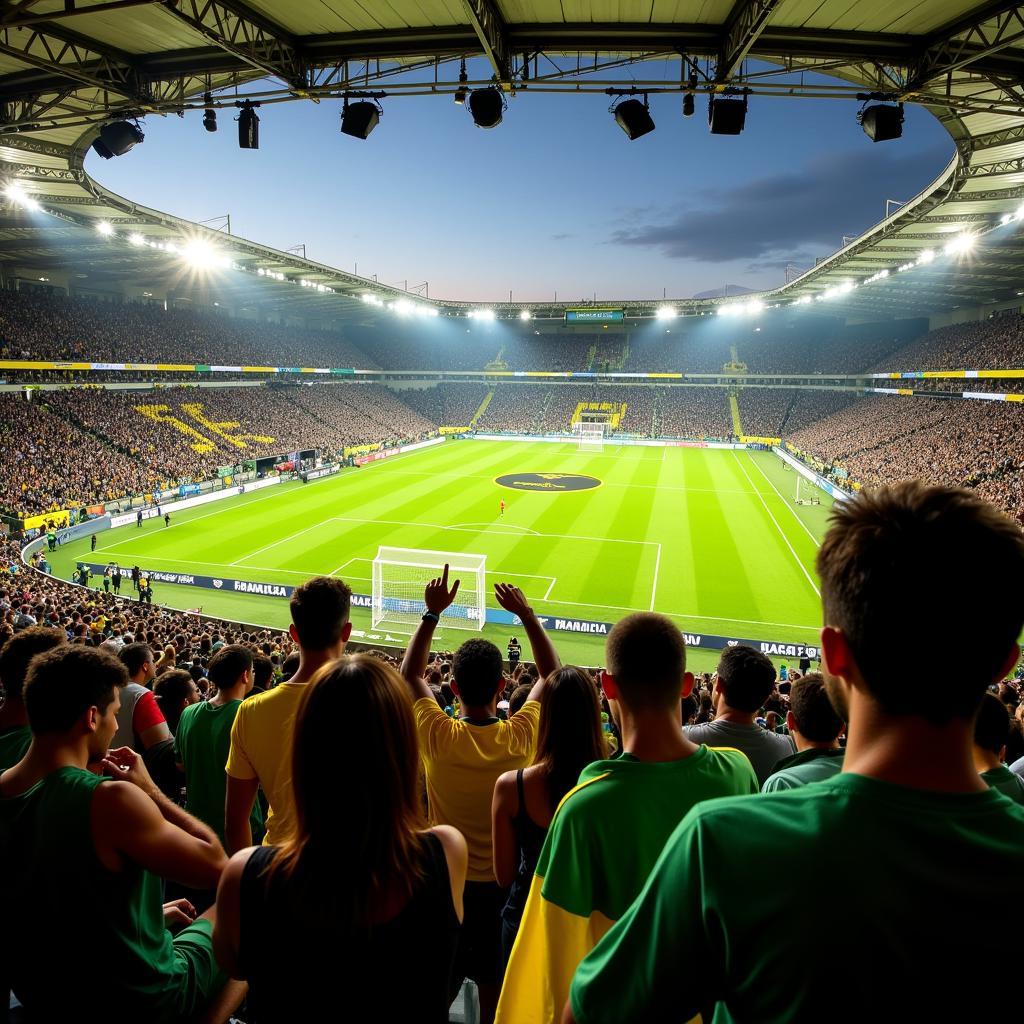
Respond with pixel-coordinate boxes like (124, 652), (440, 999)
(729, 392), (744, 437)
(470, 389), (493, 427)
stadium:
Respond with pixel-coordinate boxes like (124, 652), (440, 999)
(1, 2), (1024, 1023)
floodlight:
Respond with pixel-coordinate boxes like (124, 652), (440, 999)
(917, 248), (935, 264)
(128, 232), (145, 246)
(944, 233), (975, 256)
(3, 183), (39, 211)
(613, 98), (655, 141)
(859, 103), (903, 143)
(91, 120), (144, 159)
(468, 88), (504, 129)
(454, 60), (468, 105)
(519, 310), (532, 320)
(341, 97), (381, 140)
(709, 94), (747, 135)
(237, 100), (259, 149)
(181, 238), (228, 269)
(96, 220), (114, 236)
(682, 73), (698, 118)
(656, 306), (677, 319)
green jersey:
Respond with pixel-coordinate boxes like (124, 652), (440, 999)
(981, 764), (1024, 805)
(175, 698), (264, 844)
(0, 725), (31, 771)
(761, 747), (845, 792)
(571, 773), (1024, 1024)
(0, 766), (213, 1021)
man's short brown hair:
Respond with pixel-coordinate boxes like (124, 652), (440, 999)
(605, 612), (686, 711)
(289, 577), (352, 651)
(817, 480), (1024, 723)
(789, 673), (844, 743)
(0, 626), (65, 704)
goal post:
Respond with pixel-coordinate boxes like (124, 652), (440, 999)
(794, 475), (821, 506)
(575, 420), (606, 453)
(372, 547), (486, 634)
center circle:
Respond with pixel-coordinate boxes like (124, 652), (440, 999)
(495, 473), (602, 492)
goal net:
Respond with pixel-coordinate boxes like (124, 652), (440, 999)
(794, 475), (821, 506)
(372, 547), (486, 634)
(575, 421), (606, 453)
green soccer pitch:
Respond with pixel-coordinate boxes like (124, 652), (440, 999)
(50, 440), (834, 672)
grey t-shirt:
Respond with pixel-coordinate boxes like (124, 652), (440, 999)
(684, 720), (796, 784)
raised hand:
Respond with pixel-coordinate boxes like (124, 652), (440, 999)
(494, 583), (532, 620)
(425, 563), (461, 616)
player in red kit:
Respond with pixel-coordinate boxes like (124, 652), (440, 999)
(500, 499), (505, 518)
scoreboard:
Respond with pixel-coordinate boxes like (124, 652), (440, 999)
(564, 308), (624, 323)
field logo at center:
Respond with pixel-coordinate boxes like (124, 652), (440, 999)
(495, 472), (601, 492)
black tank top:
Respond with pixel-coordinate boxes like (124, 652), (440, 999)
(238, 832), (459, 1022)
(501, 769), (550, 926)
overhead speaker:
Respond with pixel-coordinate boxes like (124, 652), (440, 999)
(468, 87), (503, 129)
(341, 101), (380, 140)
(860, 104), (904, 142)
(91, 121), (144, 159)
(237, 101), (259, 149)
(614, 99), (655, 141)
(708, 96), (747, 135)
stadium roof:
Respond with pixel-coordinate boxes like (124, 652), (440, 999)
(0, 1), (1022, 320)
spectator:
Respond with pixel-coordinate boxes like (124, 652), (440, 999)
(492, 666), (606, 970)
(0, 625), (65, 770)
(152, 668), (200, 736)
(225, 576), (352, 853)
(114, 642), (173, 752)
(400, 574), (559, 1024)
(507, 682), (533, 718)
(761, 672), (845, 792)
(0, 646), (240, 1021)
(973, 692), (1024, 805)
(213, 654), (468, 1021)
(566, 481), (1024, 1024)
(498, 613), (758, 1023)
(685, 645), (795, 784)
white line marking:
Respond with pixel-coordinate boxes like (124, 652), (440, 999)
(748, 455), (822, 547)
(732, 453), (820, 598)
(448, 522), (541, 535)
(650, 543), (661, 611)
(543, 577), (557, 601)
(231, 519), (336, 565)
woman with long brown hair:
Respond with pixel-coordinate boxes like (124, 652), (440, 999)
(213, 654), (467, 1021)
(491, 666), (606, 969)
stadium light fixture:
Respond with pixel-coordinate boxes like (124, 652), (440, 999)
(341, 94), (383, 140)
(519, 310), (532, 320)
(236, 100), (260, 149)
(203, 92), (217, 133)
(469, 308), (496, 321)
(917, 248), (935, 264)
(96, 220), (114, 236)
(656, 306), (677, 319)
(454, 60), (469, 105)
(858, 103), (904, 143)
(944, 233), (975, 256)
(682, 72), (698, 118)
(128, 232), (146, 246)
(468, 88), (504, 129)
(3, 183), (39, 211)
(708, 90), (748, 135)
(180, 238), (230, 269)
(612, 96), (655, 141)
(92, 120), (144, 159)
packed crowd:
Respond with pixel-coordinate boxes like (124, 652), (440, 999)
(789, 395), (1024, 521)
(871, 314), (1024, 373)
(656, 387), (733, 439)
(1, 481), (1022, 1023)
(399, 383), (492, 428)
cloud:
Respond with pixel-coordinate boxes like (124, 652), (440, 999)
(609, 143), (952, 263)
(551, 232), (575, 241)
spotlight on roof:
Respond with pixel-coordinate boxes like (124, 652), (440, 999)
(3, 182), (40, 211)
(656, 306), (677, 319)
(708, 91), (748, 135)
(128, 232), (146, 246)
(469, 308), (496, 321)
(91, 120), (144, 159)
(181, 238), (229, 270)
(944, 232), (976, 257)
(468, 87), (504, 129)
(341, 95), (382, 140)
(613, 96), (655, 141)
(519, 309), (532, 320)
(236, 100), (260, 150)
(96, 220), (114, 236)
(917, 248), (935, 264)
(202, 93), (217, 133)
(858, 103), (904, 143)
(454, 59), (469, 105)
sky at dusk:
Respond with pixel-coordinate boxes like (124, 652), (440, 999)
(90, 73), (954, 303)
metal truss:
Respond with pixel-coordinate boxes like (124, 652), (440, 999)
(462, 0), (511, 84)
(160, 0), (307, 90)
(716, 0), (783, 82)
